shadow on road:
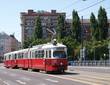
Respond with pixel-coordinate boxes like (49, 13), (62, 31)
(49, 71), (79, 75)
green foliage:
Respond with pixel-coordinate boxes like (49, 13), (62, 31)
(23, 38), (34, 48)
(72, 10), (81, 43)
(61, 36), (80, 60)
(23, 38), (49, 49)
(34, 16), (42, 39)
(31, 39), (49, 46)
(90, 12), (98, 40)
(85, 40), (109, 60)
(98, 6), (108, 40)
(57, 15), (65, 41)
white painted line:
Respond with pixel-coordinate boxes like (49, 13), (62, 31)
(21, 77), (31, 81)
(49, 75), (101, 85)
(3, 81), (10, 85)
(9, 73), (17, 77)
(16, 80), (26, 85)
(3, 71), (7, 74)
(46, 79), (59, 83)
(39, 83), (47, 85)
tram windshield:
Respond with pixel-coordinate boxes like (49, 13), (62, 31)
(53, 51), (66, 58)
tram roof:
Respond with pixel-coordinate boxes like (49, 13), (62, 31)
(32, 43), (66, 50)
(4, 43), (66, 56)
(4, 48), (29, 56)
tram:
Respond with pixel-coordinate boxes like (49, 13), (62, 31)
(4, 40), (68, 73)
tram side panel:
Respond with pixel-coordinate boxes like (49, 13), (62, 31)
(31, 59), (44, 70)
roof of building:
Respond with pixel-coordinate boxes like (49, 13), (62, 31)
(20, 9), (66, 16)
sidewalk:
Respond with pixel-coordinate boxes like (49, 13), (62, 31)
(68, 66), (110, 73)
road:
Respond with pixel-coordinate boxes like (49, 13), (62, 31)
(0, 65), (110, 85)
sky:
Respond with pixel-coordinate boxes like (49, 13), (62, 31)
(0, 0), (109, 42)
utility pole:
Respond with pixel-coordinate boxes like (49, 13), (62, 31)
(81, 16), (83, 48)
(80, 16), (84, 61)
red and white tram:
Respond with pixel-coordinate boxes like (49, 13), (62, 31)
(4, 41), (68, 73)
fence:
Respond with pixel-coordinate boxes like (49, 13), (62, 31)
(69, 60), (110, 66)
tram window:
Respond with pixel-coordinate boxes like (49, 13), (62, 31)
(6, 55), (8, 60)
(21, 53), (23, 58)
(18, 53), (20, 59)
(29, 51), (31, 58)
(24, 53), (26, 59)
(18, 53), (21, 59)
(4, 56), (6, 60)
(18, 53), (23, 59)
(10, 54), (15, 60)
(39, 51), (41, 58)
(15, 54), (17, 59)
(31, 52), (33, 58)
(16, 54), (18, 59)
(49, 50), (51, 58)
(9, 55), (11, 60)
(19, 53), (21, 59)
(32, 52), (34, 58)
(41, 50), (44, 58)
(38, 51), (40, 58)
(35, 51), (38, 58)
(39, 50), (44, 58)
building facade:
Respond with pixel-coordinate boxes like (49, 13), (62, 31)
(66, 19), (110, 40)
(0, 32), (21, 62)
(21, 9), (66, 46)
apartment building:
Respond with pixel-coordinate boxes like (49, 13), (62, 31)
(0, 32), (21, 62)
(21, 9), (66, 46)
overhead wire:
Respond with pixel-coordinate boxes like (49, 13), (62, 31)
(59, 0), (80, 12)
(77, 0), (105, 13)
(66, 0), (106, 18)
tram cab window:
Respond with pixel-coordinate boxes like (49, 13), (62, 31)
(53, 51), (66, 58)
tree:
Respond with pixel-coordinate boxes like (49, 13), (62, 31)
(56, 14), (65, 41)
(72, 10), (81, 43)
(61, 36), (80, 60)
(34, 16), (42, 40)
(98, 6), (108, 40)
(90, 12), (98, 40)
(23, 38), (33, 48)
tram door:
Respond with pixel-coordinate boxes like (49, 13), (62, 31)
(44, 50), (51, 71)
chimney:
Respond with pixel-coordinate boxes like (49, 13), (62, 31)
(28, 10), (34, 14)
(51, 10), (56, 14)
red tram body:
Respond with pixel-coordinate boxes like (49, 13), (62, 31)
(4, 42), (68, 73)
